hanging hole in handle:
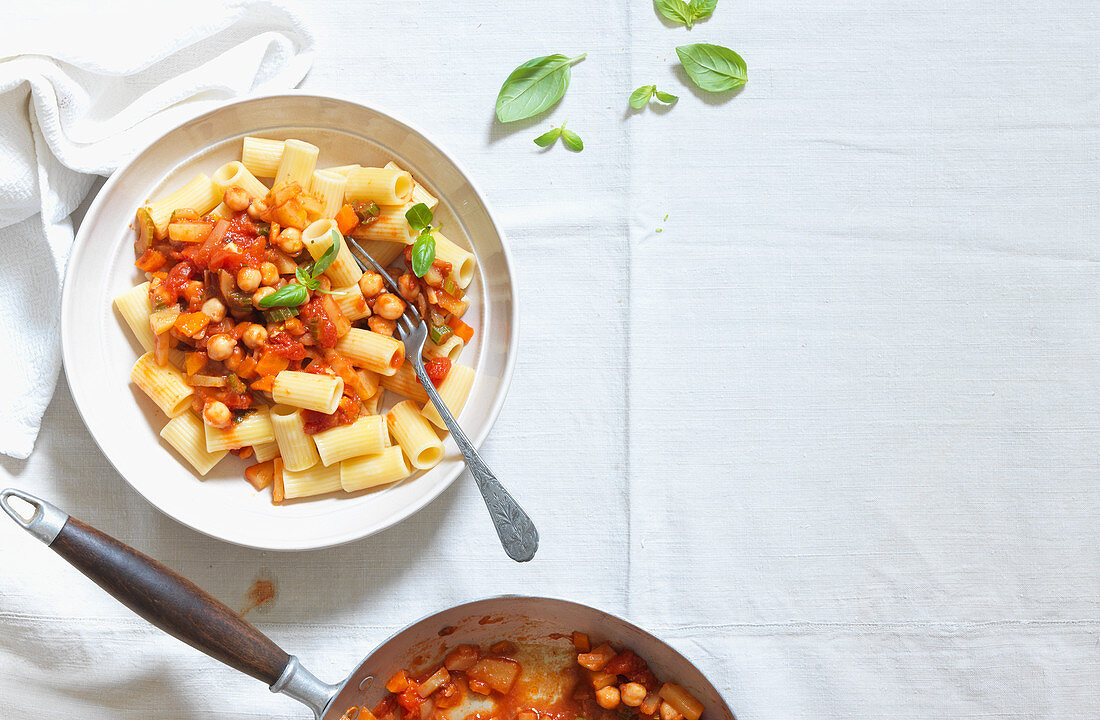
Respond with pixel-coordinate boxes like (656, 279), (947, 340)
(358, 675), (374, 692)
(0, 488), (42, 528)
(340, 706), (361, 720)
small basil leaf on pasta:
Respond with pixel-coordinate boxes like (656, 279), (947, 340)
(313, 230), (342, 276)
(405, 202), (433, 231)
(676, 43), (747, 92)
(655, 0), (692, 25)
(411, 231), (437, 278)
(495, 53), (586, 123)
(534, 127), (563, 147)
(629, 85), (656, 109)
(561, 129), (584, 152)
(258, 282), (309, 309)
(654, 90), (679, 103)
(295, 266), (318, 290)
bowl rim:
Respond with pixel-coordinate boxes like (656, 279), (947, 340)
(60, 91), (520, 550)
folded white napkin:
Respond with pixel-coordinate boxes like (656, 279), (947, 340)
(0, 1), (314, 458)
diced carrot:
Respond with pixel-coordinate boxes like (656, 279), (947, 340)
(334, 203), (360, 234)
(272, 197), (307, 230)
(245, 460), (275, 490)
(573, 631), (591, 653)
(173, 312), (210, 338)
(386, 670), (411, 693)
(234, 446), (254, 460)
(250, 375), (275, 393)
(135, 248), (167, 272)
(184, 352), (207, 376)
(254, 351), (290, 377)
(446, 316), (474, 343)
(236, 356), (259, 381)
(271, 458), (284, 504)
(578, 644), (617, 672)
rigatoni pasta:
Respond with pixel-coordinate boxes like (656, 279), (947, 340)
(119, 135), (483, 504)
(421, 364), (476, 429)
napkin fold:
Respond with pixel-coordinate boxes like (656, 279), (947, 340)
(0, 1), (314, 458)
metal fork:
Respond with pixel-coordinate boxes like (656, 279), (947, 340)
(344, 237), (538, 562)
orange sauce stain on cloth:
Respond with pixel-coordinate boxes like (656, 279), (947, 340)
(240, 578), (276, 615)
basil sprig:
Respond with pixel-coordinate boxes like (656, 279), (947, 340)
(629, 85), (679, 109)
(676, 43), (747, 92)
(533, 122), (584, 152)
(496, 53), (586, 123)
(655, 0), (717, 28)
(259, 229), (344, 309)
(406, 203), (437, 277)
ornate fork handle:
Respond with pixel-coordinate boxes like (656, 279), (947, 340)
(410, 359), (539, 562)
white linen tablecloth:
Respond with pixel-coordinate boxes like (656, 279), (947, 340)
(1, 1), (1096, 717)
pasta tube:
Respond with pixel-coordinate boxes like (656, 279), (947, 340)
(335, 328), (405, 376)
(131, 352), (193, 417)
(272, 370), (344, 414)
(340, 446), (410, 492)
(345, 167), (414, 206)
(160, 412), (227, 476)
(421, 364), (475, 429)
(147, 174), (221, 235)
(274, 139), (319, 189)
(270, 405), (320, 472)
(312, 415), (388, 466)
(349, 238), (406, 268)
(349, 203), (418, 243)
(333, 284), (371, 322)
(282, 462), (342, 499)
(241, 137), (284, 177)
(252, 440), (281, 463)
(379, 361), (429, 403)
(387, 400), (444, 469)
(432, 232), (476, 289)
(424, 334), (464, 363)
(212, 161), (270, 200)
(204, 408), (275, 452)
(384, 161), (438, 210)
(302, 219), (363, 288)
(309, 170), (348, 219)
(321, 164), (360, 177)
(114, 282), (154, 352)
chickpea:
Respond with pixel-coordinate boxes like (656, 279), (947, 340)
(284, 317), (305, 335)
(275, 227), (303, 254)
(224, 186), (250, 212)
(373, 293), (406, 320)
(259, 261), (280, 286)
(237, 266), (261, 293)
(206, 333), (235, 362)
(252, 286), (275, 308)
(223, 346), (245, 372)
(182, 280), (205, 304)
(201, 298), (226, 322)
(660, 703), (683, 720)
(367, 316), (396, 337)
(358, 271), (384, 298)
(620, 683), (646, 708)
(202, 400), (232, 428)
(596, 687), (621, 710)
(247, 199), (268, 220)
(423, 264), (444, 288)
(397, 273), (420, 302)
(242, 323), (268, 349)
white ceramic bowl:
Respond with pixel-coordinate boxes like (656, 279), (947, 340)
(61, 94), (517, 551)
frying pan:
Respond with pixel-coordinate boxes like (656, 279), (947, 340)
(1, 489), (736, 720)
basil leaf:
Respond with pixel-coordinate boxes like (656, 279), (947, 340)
(411, 231), (436, 278)
(495, 53), (586, 123)
(655, 90), (679, 103)
(629, 85), (655, 109)
(688, 0), (717, 25)
(561, 129), (584, 152)
(405, 202), (433, 231)
(313, 229), (342, 276)
(533, 127), (562, 147)
(655, 0), (692, 25)
(258, 283), (309, 309)
(676, 43), (747, 92)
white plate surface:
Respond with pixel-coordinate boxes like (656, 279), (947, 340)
(61, 94), (517, 551)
